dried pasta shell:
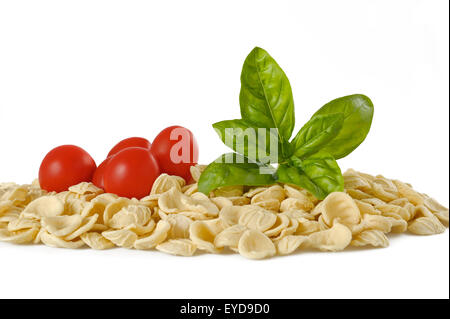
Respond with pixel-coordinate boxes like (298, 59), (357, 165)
(151, 174), (185, 195)
(125, 219), (156, 236)
(177, 211), (209, 220)
(158, 187), (218, 216)
(264, 214), (290, 237)
(369, 182), (398, 202)
(211, 197), (233, 210)
(388, 217), (408, 233)
(344, 174), (372, 192)
(282, 209), (316, 221)
(90, 223), (109, 232)
(374, 176), (398, 193)
(7, 217), (40, 232)
(1, 186), (29, 206)
(134, 220), (170, 250)
(238, 229), (276, 259)
(308, 223), (352, 252)
(0, 227), (39, 244)
(102, 229), (138, 248)
(108, 205), (151, 229)
(33, 228), (44, 244)
(80, 232), (115, 250)
(280, 197), (314, 213)
(414, 205), (435, 218)
(360, 198), (387, 207)
(276, 235), (309, 255)
(351, 230), (389, 248)
(22, 196), (64, 219)
(272, 217), (298, 241)
(64, 214), (99, 241)
(377, 204), (413, 221)
(0, 182), (19, 197)
(408, 217), (446, 235)
(244, 187), (268, 198)
(228, 196), (251, 206)
(252, 199), (281, 211)
(181, 183), (198, 196)
(320, 192), (361, 228)
(214, 224), (247, 249)
(360, 215), (389, 233)
(166, 214), (193, 239)
(345, 189), (373, 200)
(40, 230), (85, 248)
(389, 198), (411, 207)
(354, 199), (381, 215)
(190, 192), (211, 202)
(251, 185), (285, 211)
(156, 239), (197, 256)
(41, 215), (83, 237)
(219, 206), (243, 227)
(80, 200), (107, 226)
(393, 180), (424, 206)
(92, 193), (119, 206)
(190, 165), (207, 182)
(424, 196), (449, 225)
(64, 198), (88, 215)
(68, 182), (103, 196)
(0, 200), (15, 215)
(103, 198), (133, 225)
(238, 206), (277, 232)
(189, 219), (224, 253)
(0, 211), (20, 223)
(294, 218), (321, 236)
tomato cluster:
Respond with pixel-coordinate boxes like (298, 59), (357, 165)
(39, 126), (199, 199)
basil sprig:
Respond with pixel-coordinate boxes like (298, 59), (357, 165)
(198, 47), (374, 199)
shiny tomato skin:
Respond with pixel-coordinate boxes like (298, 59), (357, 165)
(150, 126), (199, 182)
(92, 157), (110, 189)
(39, 145), (97, 193)
(107, 137), (151, 158)
(104, 147), (160, 199)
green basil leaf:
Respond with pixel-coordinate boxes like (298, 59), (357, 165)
(276, 164), (329, 200)
(198, 153), (277, 195)
(239, 47), (295, 157)
(300, 151), (344, 197)
(290, 113), (344, 159)
(312, 94), (374, 159)
(212, 119), (280, 163)
(276, 152), (344, 200)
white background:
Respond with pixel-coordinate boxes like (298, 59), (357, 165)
(0, 0), (448, 299)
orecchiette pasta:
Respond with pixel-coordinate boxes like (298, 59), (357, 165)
(214, 224), (247, 249)
(0, 227), (39, 244)
(307, 223), (352, 252)
(351, 230), (389, 248)
(238, 229), (276, 259)
(0, 169), (447, 259)
(81, 232), (115, 250)
(156, 239), (197, 256)
(134, 220), (171, 250)
(102, 228), (138, 248)
(189, 219), (224, 253)
(40, 230), (85, 248)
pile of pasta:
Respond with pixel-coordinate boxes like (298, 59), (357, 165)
(0, 166), (448, 259)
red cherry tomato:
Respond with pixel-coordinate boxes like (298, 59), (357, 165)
(104, 147), (160, 199)
(107, 137), (151, 158)
(92, 157), (111, 189)
(39, 145), (97, 192)
(150, 126), (199, 182)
